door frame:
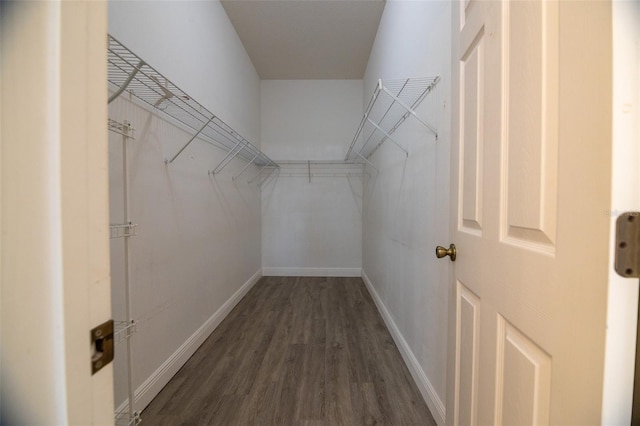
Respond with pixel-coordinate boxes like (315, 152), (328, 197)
(1, 1), (113, 423)
(601, 1), (640, 424)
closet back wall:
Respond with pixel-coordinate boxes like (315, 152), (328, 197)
(109, 1), (263, 412)
(261, 80), (363, 276)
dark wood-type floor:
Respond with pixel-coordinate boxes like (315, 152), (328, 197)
(142, 276), (437, 425)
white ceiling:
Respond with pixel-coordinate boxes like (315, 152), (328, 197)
(220, 0), (386, 80)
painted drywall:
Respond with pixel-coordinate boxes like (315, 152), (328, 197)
(108, 1), (263, 412)
(361, 1), (452, 424)
(261, 80), (363, 275)
(261, 80), (363, 160)
(261, 171), (363, 276)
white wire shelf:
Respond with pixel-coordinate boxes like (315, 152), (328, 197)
(345, 77), (440, 161)
(107, 34), (278, 174)
(276, 161), (365, 181)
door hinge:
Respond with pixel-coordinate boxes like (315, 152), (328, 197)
(91, 319), (114, 374)
(615, 212), (640, 278)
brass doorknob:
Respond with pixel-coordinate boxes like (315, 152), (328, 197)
(435, 244), (456, 261)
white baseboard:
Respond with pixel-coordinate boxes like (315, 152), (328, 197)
(262, 267), (361, 277)
(115, 269), (262, 415)
(361, 270), (446, 425)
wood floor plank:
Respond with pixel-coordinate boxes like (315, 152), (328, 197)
(273, 343), (305, 424)
(295, 343), (325, 422)
(141, 277), (436, 426)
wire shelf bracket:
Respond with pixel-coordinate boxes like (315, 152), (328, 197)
(110, 223), (138, 239)
(114, 320), (137, 345)
(108, 61), (144, 105)
(258, 166), (279, 188)
(108, 119), (136, 139)
(233, 152), (260, 181)
(248, 164), (276, 185)
(107, 34), (278, 174)
(345, 77), (440, 162)
(166, 116), (214, 164)
(209, 139), (246, 175)
(366, 117), (408, 157)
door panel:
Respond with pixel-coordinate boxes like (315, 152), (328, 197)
(503, 0), (558, 249)
(460, 29), (485, 235)
(455, 282), (480, 426)
(495, 316), (551, 425)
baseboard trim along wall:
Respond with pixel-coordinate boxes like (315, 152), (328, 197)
(361, 270), (446, 425)
(262, 267), (362, 277)
(117, 269), (263, 415)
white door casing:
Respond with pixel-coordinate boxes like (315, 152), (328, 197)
(601, 1), (640, 423)
(447, 1), (613, 424)
(1, 1), (112, 424)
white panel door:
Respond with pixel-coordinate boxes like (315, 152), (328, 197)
(447, 0), (613, 424)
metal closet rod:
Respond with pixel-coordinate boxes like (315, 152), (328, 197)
(345, 76), (440, 162)
(107, 34), (278, 174)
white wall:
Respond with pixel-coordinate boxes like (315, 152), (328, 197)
(360, 1), (451, 424)
(261, 80), (363, 276)
(108, 1), (263, 412)
(261, 80), (362, 160)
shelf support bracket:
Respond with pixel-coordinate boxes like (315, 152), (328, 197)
(248, 164), (270, 184)
(258, 166), (278, 188)
(356, 152), (378, 172)
(233, 152), (260, 181)
(366, 118), (408, 157)
(381, 85), (438, 139)
(345, 115), (367, 161)
(210, 139), (246, 175)
(108, 61), (144, 104)
(108, 119), (135, 139)
(166, 117), (214, 164)
(345, 82), (383, 160)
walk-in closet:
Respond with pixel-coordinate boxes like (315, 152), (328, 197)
(107, 1), (449, 424)
(3, 0), (635, 424)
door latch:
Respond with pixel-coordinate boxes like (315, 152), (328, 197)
(91, 319), (114, 374)
(615, 212), (640, 278)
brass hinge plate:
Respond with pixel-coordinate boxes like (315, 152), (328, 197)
(615, 212), (640, 278)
